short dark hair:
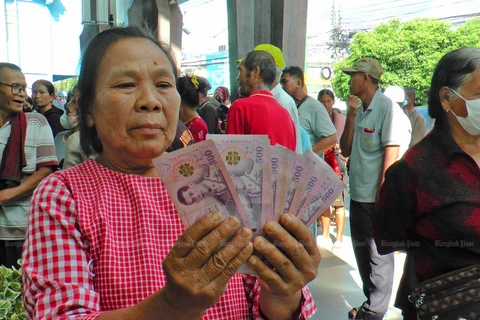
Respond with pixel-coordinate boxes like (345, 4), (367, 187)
(177, 76), (200, 108)
(243, 50), (276, 86)
(282, 66), (305, 87)
(0, 63), (22, 83)
(318, 89), (335, 101)
(428, 47), (480, 131)
(177, 185), (192, 205)
(404, 87), (416, 101)
(32, 79), (55, 96)
(369, 75), (379, 86)
(77, 26), (178, 156)
(0, 63), (21, 75)
(196, 77), (211, 96)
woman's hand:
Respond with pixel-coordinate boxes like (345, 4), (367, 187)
(161, 211), (253, 317)
(248, 213), (321, 319)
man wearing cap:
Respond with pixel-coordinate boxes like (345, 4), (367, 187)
(252, 44), (303, 154)
(280, 66), (337, 158)
(340, 58), (403, 319)
(227, 50), (296, 151)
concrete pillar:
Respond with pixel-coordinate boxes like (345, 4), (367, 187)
(127, 0), (182, 75)
(80, 0), (110, 53)
(80, 0), (182, 70)
(169, 4), (183, 75)
(282, 0), (308, 68)
(227, 0), (308, 101)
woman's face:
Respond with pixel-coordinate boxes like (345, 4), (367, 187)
(319, 94), (335, 115)
(88, 37), (180, 171)
(448, 68), (480, 118)
(66, 89), (80, 116)
(32, 84), (53, 108)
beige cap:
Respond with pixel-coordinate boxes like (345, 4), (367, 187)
(341, 58), (383, 80)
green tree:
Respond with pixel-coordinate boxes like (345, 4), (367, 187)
(53, 77), (78, 94)
(332, 18), (480, 105)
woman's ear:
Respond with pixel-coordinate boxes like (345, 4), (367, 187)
(86, 113), (95, 127)
(439, 86), (451, 112)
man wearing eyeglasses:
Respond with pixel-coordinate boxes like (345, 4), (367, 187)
(0, 63), (58, 268)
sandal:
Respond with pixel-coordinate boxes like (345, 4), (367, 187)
(348, 307), (358, 319)
(348, 306), (365, 319)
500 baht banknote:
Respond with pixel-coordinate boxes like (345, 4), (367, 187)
(296, 150), (345, 227)
(152, 140), (248, 229)
(208, 134), (273, 237)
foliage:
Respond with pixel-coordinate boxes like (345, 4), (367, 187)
(0, 261), (25, 319)
(332, 18), (480, 104)
(53, 77), (78, 94)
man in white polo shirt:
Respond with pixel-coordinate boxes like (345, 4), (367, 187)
(340, 58), (403, 320)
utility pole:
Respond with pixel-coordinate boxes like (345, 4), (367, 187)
(329, 0), (349, 61)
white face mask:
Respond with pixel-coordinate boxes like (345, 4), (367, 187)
(449, 88), (480, 135)
(60, 113), (78, 129)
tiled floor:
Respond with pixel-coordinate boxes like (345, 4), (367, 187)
(308, 198), (406, 320)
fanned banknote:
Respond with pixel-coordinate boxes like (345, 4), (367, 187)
(152, 140), (248, 229)
(283, 153), (316, 214)
(270, 145), (294, 221)
(208, 134), (273, 237)
(295, 150), (344, 227)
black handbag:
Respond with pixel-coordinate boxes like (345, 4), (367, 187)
(408, 264), (480, 320)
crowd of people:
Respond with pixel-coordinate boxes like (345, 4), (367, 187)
(0, 25), (478, 320)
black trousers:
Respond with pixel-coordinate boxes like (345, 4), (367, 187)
(350, 200), (394, 320)
(0, 240), (23, 268)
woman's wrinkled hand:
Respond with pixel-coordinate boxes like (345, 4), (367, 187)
(161, 211), (253, 317)
(248, 213), (321, 297)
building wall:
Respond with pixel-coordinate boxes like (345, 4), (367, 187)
(1, 0), (82, 87)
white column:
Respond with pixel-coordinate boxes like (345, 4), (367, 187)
(0, 0), (8, 61)
(111, 0), (126, 26)
(82, 0), (92, 23)
(96, 0), (109, 24)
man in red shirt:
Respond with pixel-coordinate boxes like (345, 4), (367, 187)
(226, 50), (296, 152)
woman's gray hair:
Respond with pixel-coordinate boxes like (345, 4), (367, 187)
(428, 47), (480, 131)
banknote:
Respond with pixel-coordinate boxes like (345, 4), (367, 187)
(270, 145), (295, 221)
(295, 150), (344, 227)
(208, 134), (273, 237)
(152, 139), (248, 229)
(283, 153), (316, 214)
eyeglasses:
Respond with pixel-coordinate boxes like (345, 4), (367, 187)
(0, 82), (28, 95)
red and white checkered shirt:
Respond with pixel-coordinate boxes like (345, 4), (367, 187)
(22, 160), (316, 319)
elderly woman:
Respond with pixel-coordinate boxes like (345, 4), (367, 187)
(22, 27), (320, 319)
(372, 47), (480, 319)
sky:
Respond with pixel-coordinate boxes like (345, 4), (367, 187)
(180, 0), (479, 61)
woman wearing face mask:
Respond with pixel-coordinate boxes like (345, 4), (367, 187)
(372, 47), (480, 319)
(54, 87), (80, 168)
